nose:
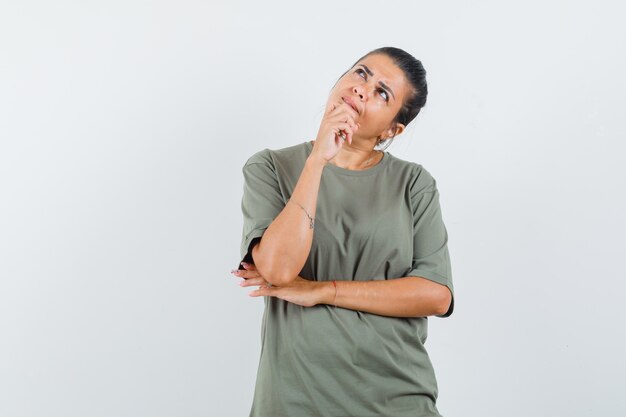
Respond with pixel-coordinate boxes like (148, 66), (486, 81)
(353, 85), (365, 102)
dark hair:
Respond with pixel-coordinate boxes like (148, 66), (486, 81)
(335, 46), (428, 150)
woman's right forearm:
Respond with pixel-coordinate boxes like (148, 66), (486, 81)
(251, 153), (327, 286)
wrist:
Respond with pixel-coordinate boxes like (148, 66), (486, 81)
(317, 281), (336, 306)
(306, 153), (327, 170)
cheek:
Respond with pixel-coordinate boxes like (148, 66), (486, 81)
(355, 119), (380, 136)
(359, 112), (384, 130)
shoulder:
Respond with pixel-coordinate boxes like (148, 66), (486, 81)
(243, 142), (308, 169)
(386, 153), (437, 195)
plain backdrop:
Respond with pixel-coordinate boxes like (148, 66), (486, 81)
(1, 1), (625, 416)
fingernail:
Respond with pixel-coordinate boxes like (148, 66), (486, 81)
(239, 279), (245, 286)
(241, 262), (249, 267)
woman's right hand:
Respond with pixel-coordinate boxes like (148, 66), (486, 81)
(310, 99), (360, 163)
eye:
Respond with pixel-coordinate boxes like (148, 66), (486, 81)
(377, 88), (389, 102)
(354, 68), (389, 102)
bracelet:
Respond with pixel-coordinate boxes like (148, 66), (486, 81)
(289, 198), (315, 230)
(332, 280), (337, 306)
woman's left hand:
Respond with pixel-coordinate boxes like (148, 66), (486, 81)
(232, 262), (326, 307)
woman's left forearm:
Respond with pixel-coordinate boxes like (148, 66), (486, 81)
(319, 277), (451, 318)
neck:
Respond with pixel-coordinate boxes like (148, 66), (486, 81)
(328, 138), (382, 170)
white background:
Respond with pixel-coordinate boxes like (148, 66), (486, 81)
(1, 1), (625, 416)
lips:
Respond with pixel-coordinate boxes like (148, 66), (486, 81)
(342, 96), (360, 115)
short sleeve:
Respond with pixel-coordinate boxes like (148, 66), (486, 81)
(405, 166), (455, 318)
(237, 152), (286, 271)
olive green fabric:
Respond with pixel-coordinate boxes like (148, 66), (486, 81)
(237, 140), (454, 417)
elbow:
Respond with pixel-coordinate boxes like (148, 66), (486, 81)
(251, 244), (298, 286)
(257, 264), (297, 287)
(259, 263), (293, 286)
(436, 287), (453, 317)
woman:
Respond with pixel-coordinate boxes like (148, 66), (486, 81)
(232, 47), (454, 417)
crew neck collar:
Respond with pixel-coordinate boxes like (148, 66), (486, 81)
(304, 140), (390, 177)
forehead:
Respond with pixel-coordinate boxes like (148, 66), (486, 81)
(355, 54), (409, 98)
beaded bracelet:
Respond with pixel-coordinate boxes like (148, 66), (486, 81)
(289, 198), (315, 230)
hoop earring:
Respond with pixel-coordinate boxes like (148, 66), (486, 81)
(376, 136), (395, 151)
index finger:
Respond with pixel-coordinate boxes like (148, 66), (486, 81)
(325, 100), (338, 115)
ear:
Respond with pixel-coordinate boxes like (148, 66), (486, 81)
(383, 122), (405, 139)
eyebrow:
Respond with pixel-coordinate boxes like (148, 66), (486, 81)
(358, 64), (396, 101)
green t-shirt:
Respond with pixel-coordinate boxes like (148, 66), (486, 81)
(237, 140), (454, 417)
